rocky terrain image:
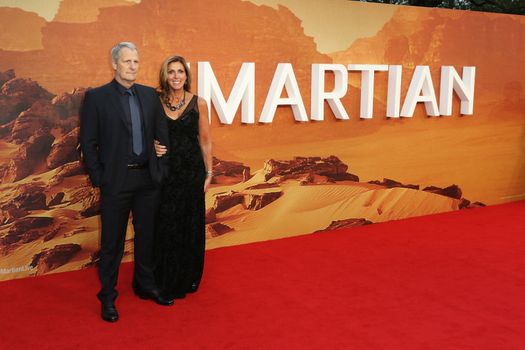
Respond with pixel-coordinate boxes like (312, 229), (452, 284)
(0, 0), (523, 281)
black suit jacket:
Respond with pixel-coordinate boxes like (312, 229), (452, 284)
(80, 80), (169, 193)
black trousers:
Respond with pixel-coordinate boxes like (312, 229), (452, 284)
(97, 168), (159, 304)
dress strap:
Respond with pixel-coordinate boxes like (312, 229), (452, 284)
(190, 95), (198, 113)
(178, 95), (198, 121)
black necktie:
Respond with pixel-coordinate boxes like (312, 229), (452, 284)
(126, 89), (143, 155)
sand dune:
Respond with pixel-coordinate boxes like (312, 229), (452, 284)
(206, 179), (460, 249)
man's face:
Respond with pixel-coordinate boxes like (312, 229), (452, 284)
(112, 47), (139, 86)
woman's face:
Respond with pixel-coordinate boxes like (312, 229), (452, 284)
(167, 61), (187, 92)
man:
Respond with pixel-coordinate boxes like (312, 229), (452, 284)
(80, 42), (172, 322)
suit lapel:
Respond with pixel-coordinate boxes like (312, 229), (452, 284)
(106, 84), (132, 133)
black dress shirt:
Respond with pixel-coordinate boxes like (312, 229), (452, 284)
(113, 80), (149, 165)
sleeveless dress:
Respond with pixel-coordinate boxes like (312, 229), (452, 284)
(154, 95), (206, 299)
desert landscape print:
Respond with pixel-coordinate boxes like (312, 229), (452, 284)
(1, 0), (524, 280)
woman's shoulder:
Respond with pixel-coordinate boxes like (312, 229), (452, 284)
(195, 95), (207, 109)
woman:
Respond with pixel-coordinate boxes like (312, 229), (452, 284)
(154, 55), (212, 300)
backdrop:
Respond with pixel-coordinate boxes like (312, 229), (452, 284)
(0, 0), (524, 280)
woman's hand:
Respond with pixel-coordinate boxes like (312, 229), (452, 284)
(154, 140), (167, 157)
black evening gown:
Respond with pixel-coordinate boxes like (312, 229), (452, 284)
(154, 95), (205, 299)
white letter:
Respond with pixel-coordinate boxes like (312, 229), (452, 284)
(387, 65), (402, 118)
(198, 61), (255, 124)
(311, 64), (349, 120)
(439, 66), (476, 115)
(401, 66), (439, 117)
(260, 63), (308, 123)
(348, 64), (388, 119)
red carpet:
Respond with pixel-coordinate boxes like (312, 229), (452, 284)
(1, 201), (524, 349)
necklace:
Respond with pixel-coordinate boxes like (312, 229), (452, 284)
(165, 91), (185, 111)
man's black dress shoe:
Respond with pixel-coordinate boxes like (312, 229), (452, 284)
(101, 303), (119, 322)
(134, 288), (174, 306)
(187, 282), (199, 293)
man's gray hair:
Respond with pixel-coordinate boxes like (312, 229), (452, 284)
(111, 42), (138, 63)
